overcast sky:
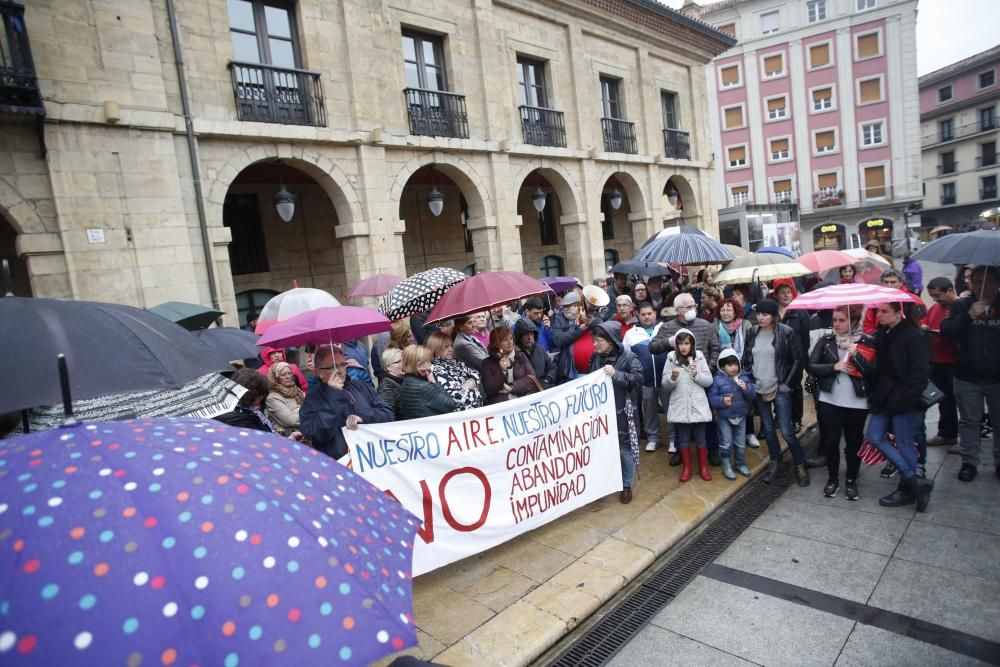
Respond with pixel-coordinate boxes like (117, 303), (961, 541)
(658, 0), (998, 76)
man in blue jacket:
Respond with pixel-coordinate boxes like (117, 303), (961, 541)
(299, 345), (395, 459)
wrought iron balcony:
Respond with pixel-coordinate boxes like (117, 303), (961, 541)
(0, 1), (43, 115)
(772, 191), (795, 205)
(228, 61), (326, 126)
(519, 105), (566, 147)
(921, 120), (998, 147)
(663, 129), (691, 160)
(982, 186), (998, 200)
(813, 188), (845, 208)
(941, 193), (956, 205)
(404, 88), (469, 139)
(936, 161), (958, 175)
(602, 117), (637, 154)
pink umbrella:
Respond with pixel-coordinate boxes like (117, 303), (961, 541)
(425, 271), (549, 324)
(256, 305), (392, 348)
(797, 249), (856, 274)
(786, 283), (922, 310)
(347, 273), (404, 300)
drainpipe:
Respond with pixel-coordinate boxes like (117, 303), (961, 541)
(165, 0), (221, 311)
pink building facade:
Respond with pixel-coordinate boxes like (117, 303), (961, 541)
(699, 0), (921, 255)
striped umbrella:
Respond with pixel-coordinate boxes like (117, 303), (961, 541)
(633, 225), (734, 265)
(785, 283), (923, 310)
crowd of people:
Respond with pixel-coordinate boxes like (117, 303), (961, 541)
(220, 255), (999, 511)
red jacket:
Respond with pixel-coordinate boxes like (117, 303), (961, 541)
(258, 347), (308, 392)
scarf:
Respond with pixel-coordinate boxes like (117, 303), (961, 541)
(718, 318), (744, 350)
(268, 362), (305, 404)
(834, 321), (863, 350)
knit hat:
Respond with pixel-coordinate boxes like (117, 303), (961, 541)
(755, 298), (779, 316)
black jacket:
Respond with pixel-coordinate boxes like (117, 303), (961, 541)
(513, 319), (556, 388)
(853, 320), (930, 414)
(940, 296), (1000, 385)
(808, 333), (874, 397)
(781, 308), (811, 361)
(589, 321), (644, 445)
(742, 323), (803, 389)
(299, 379), (395, 459)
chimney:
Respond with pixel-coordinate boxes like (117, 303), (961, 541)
(680, 1), (702, 19)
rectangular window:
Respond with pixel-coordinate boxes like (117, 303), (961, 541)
(859, 78), (882, 104)
(939, 150), (956, 174)
(717, 23), (736, 37)
(661, 91), (679, 129)
(980, 69), (996, 89)
(941, 182), (956, 205)
(980, 141), (997, 167)
(940, 118), (954, 141)
(600, 75), (623, 119)
(773, 179), (793, 202)
(720, 64), (740, 88)
(727, 145), (747, 168)
(731, 185), (750, 206)
(724, 106), (744, 129)
(812, 87), (833, 111)
(856, 32), (880, 60)
(766, 96), (787, 120)
(862, 121), (884, 146)
(403, 31), (447, 91)
(981, 106), (997, 131)
(864, 165), (886, 198)
(807, 0), (826, 22)
(815, 130), (836, 153)
(763, 54), (784, 78)
(223, 193), (269, 275)
(809, 43), (831, 68)
(938, 85), (953, 103)
(770, 137), (790, 160)
(760, 10), (780, 34)
(817, 172), (839, 190)
(982, 175), (998, 200)
(856, 0), (876, 10)
(517, 56), (548, 108)
(229, 0), (300, 68)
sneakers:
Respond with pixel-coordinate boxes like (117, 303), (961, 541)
(746, 434), (761, 449)
(721, 457), (736, 480)
(981, 423), (993, 440)
(845, 478), (859, 501)
(823, 478), (839, 498)
(927, 435), (957, 447)
(795, 464), (810, 488)
(645, 440), (658, 452)
(667, 440), (677, 453)
(762, 460), (782, 484)
(958, 463), (978, 482)
(880, 462), (898, 479)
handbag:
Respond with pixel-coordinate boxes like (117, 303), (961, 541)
(918, 380), (944, 410)
(804, 374), (819, 397)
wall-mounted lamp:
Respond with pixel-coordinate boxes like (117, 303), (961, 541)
(532, 188), (547, 213)
(665, 181), (680, 208)
(609, 188), (623, 211)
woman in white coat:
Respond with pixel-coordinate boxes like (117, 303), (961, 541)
(662, 328), (714, 482)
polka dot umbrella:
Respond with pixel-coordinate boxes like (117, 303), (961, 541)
(0, 418), (420, 666)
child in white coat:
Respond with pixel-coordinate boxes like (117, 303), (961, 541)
(662, 328), (714, 482)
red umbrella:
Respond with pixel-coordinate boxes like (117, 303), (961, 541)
(425, 271), (549, 323)
(796, 249), (857, 274)
(256, 305), (392, 348)
(347, 273), (404, 300)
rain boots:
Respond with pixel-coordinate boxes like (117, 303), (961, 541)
(720, 450), (736, 480)
(734, 445), (751, 477)
(679, 448), (693, 482)
(697, 446), (712, 481)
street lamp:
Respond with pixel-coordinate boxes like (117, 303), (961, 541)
(532, 188), (547, 213)
(273, 184), (296, 223)
(665, 181), (680, 208)
(609, 188), (623, 210)
(427, 186), (444, 217)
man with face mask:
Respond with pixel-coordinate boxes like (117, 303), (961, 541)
(551, 291), (588, 385)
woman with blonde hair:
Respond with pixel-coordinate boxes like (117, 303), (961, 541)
(426, 331), (483, 410)
(376, 347), (405, 418)
(397, 345), (458, 420)
(266, 361), (305, 434)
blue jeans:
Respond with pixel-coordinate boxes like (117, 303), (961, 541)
(756, 392), (805, 465)
(865, 411), (923, 480)
(717, 415), (747, 466)
(619, 445), (635, 486)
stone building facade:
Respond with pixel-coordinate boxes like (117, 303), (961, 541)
(1, 0), (732, 324)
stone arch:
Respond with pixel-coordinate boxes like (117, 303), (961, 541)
(511, 159), (583, 218)
(205, 147), (364, 228)
(390, 152), (493, 222)
(0, 176), (45, 235)
(594, 165), (649, 217)
(662, 173), (699, 221)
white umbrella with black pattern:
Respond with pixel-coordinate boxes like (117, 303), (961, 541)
(378, 267), (468, 321)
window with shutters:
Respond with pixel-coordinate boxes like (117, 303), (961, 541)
(855, 31), (881, 60)
(723, 105), (745, 130)
(766, 96), (787, 121)
(762, 53), (784, 78)
(719, 64), (741, 88)
(807, 0), (826, 23)
(727, 145), (748, 168)
(980, 141), (997, 167)
(760, 10), (780, 35)
(863, 165), (886, 199)
(811, 86), (834, 112)
(861, 121), (884, 147)
(772, 179), (793, 203)
(717, 23), (736, 37)
(938, 85), (953, 103)
(769, 137), (790, 161)
(809, 42), (831, 69)
(814, 129), (837, 154)
(730, 184), (750, 207)
(817, 173), (838, 190)
(982, 175), (998, 200)
(858, 77), (883, 105)
(979, 69), (996, 89)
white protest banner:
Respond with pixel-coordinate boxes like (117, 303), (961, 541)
(342, 371), (622, 575)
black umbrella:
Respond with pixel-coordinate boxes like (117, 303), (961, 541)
(192, 327), (260, 362)
(911, 229), (1000, 266)
(148, 301), (225, 330)
(0, 297), (233, 413)
(612, 260), (672, 277)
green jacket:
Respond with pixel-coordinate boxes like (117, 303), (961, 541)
(398, 374), (457, 420)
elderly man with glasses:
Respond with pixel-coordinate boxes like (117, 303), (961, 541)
(299, 345), (395, 459)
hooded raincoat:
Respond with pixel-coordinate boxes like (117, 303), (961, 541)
(661, 327), (714, 424)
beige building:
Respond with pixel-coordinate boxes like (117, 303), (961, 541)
(0, 0), (732, 324)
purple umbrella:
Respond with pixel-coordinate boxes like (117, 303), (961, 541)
(0, 418), (419, 666)
(256, 306), (392, 349)
(539, 276), (578, 294)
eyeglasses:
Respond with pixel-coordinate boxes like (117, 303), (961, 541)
(315, 365), (335, 372)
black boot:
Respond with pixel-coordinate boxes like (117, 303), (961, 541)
(911, 477), (934, 512)
(669, 451), (682, 467)
(878, 480), (915, 508)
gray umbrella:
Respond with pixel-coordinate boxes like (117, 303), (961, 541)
(911, 229), (1000, 266)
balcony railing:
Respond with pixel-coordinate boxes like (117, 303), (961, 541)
(772, 191), (795, 204)
(861, 184), (892, 201)
(813, 188), (845, 208)
(663, 129), (691, 159)
(228, 61), (326, 127)
(937, 162), (958, 175)
(941, 194), (956, 205)
(404, 88), (469, 139)
(519, 105), (566, 147)
(982, 186), (999, 200)
(0, 2), (43, 115)
(730, 193), (750, 207)
(977, 155), (998, 168)
(922, 120), (998, 147)
(602, 117), (637, 154)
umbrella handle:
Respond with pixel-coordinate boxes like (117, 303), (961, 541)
(57, 354), (77, 426)
(2, 258), (12, 297)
